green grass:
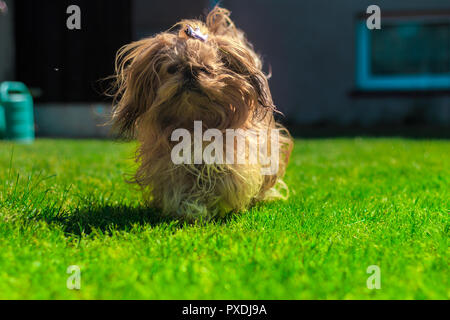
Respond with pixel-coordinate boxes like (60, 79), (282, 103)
(0, 138), (448, 300)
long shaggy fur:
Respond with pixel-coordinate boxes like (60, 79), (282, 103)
(110, 6), (293, 220)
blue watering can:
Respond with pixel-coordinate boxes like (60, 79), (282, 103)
(0, 82), (35, 143)
(0, 101), (5, 139)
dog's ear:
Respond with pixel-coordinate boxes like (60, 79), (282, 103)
(206, 6), (239, 39)
(110, 37), (168, 138)
(217, 39), (275, 118)
(207, 7), (275, 117)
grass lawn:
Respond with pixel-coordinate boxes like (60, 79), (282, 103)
(0, 138), (448, 300)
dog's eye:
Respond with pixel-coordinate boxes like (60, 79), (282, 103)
(199, 67), (211, 75)
(167, 64), (179, 74)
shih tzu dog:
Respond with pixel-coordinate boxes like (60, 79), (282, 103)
(110, 6), (293, 220)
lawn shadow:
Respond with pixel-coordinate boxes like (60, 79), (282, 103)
(44, 204), (182, 236)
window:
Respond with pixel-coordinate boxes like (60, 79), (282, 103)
(356, 12), (450, 90)
(14, 1), (132, 102)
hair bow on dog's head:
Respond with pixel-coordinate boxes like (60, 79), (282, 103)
(184, 25), (208, 42)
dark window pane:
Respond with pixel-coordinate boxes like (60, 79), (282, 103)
(14, 0), (132, 103)
(371, 21), (450, 76)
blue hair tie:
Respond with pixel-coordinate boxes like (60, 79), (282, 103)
(185, 25), (208, 42)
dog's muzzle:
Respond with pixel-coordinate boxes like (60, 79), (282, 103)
(183, 68), (199, 91)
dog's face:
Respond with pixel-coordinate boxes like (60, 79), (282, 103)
(111, 7), (275, 138)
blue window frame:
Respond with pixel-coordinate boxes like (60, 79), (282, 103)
(356, 14), (450, 90)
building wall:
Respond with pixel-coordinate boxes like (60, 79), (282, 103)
(226, 0), (450, 126)
(0, 0), (15, 82)
(34, 104), (112, 138)
(1, 0), (449, 139)
(133, 0), (210, 40)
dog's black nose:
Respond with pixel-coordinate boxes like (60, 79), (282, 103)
(183, 68), (198, 90)
(183, 68), (197, 80)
